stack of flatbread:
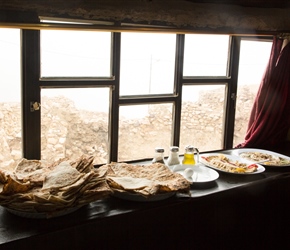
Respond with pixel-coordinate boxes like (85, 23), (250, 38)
(104, 162), (191, 198)
(0, 158), (191, 216)
(0, 155), (112, 216)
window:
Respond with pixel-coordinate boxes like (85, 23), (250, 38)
(41, 30), (112, 77)
(234, 39), (272, 146)
(120, 32), (176, 96)
(183, 34), (229, 76)
(4, 25), (272, 164)
(41, 88), (110, 164)
(118, 104), (173, 161)
(0, 28), (21, 167)
(118, 32), (176, 161)
(181, 34), (230, 153)
(180, 85), (226, 152)
(37, 29), (113, 164)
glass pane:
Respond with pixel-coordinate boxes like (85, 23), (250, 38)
(183, 34), (230, 76)
(41, 88), (110, 165)
(41, 30), (111, 77)
(180, 85), (226, 152)
(120, 32), (176, 96)
(0, 28), (21, 167)
(118, 104), (173, 161)
(233, 40), (272, 147)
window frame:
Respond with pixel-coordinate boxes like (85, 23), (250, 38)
(21, 28), (273, 163)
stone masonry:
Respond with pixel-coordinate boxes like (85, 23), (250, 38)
(0, 85), (256, 167)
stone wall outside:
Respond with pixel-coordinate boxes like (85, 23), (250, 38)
(0, 85), (256, 167)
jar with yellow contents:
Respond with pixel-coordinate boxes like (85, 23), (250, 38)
(182, 145), (199, 165)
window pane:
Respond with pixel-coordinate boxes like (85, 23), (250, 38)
(233, 40), (272, 147)
(0, 28), (21, 167)
(120, 33), (176, 96)
(41, 30), (111, 77)
(118, 104), (173, 161)
(180, 85), (225, 152)
(41, 88), (110, 165)
(183, 34), (230, 76)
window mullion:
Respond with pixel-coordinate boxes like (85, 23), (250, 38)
(22, 29), (41, 159)
(109, 32), (121, 162)
(223, 36), (241, 149)
(172, 34), (185, 147)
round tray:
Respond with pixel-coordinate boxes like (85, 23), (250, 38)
(112, 191), (175, 202)
(4, 206), (82, 219)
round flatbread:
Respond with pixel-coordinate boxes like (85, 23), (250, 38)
(14, 158), (51, 185)
(105, 162), (190, 196)
(107, 176), (154, 190)
(42, 161), (84, 190)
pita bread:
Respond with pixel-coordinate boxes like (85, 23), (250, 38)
(0, 175), (32, 195)
(105, 162), (190, 196)
(107, 176), (154, 190)
(42, 161), (84, 190)
(71, 155), (95, 173)
(0, 169), (8, 183)
(14, 158), (52, 185)
(0, 155), (112, 215)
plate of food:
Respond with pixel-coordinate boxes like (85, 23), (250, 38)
(105, 162), (191, 202)
(232, 148), (290, 167)
(200, 153), (265, 174)
(172, 164), (219, 183)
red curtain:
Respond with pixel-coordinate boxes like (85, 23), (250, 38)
(236, 36), (290, 149)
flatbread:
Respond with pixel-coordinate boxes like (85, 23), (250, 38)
(71, 155), (95, 173)
(0, 175), (32, 195)
(107, 176), (154, 190)
(42, 161), (83, 190)
(0, 155), (112, 215)
(14, 158), (52, 185)
(105, 162), (190, 196)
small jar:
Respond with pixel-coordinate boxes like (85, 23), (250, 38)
(167, 146), (180, 167)
(152, 147), (165, 164)
(182, 145), (199, 165)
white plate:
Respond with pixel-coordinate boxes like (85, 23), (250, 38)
(232, 148), (290, 167)
(200, 153), (265, 175)
(112, 190), (176, 202)
(173, 164), (219, 183)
